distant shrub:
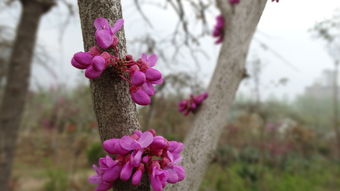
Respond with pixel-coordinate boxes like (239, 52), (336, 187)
(86, 142), (105, 165)
(44, 168), (69, 191)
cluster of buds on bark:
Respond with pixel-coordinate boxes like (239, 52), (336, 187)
(89, 130), (185, 191)
(71, 18), (163, 106)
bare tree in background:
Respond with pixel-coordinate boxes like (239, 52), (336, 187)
(0, 0), (55, 190)
(312, 14), (340, 158)
(169, 1), (267, 190)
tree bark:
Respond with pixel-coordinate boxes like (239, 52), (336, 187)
(168, 1), (267, 190)
(77, 0), (149, 190)
(0, 1), (54, 191)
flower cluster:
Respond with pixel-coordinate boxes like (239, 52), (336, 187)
(212, 15), (225, 44)
(178, 92), (208, 115)
(127, 54), (163, 105)
(228, 0), (240, 5)
(71, 17), (163, 106)
(88, 130), (185, 191)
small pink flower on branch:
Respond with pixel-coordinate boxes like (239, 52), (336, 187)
(70, 17), (163, 106)
(228, 0), (240, 5)
(212, 15), (225, 44)
(94, 17), (124, 49)
(178, 92), (208, 115)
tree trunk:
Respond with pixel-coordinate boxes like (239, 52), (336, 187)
(0, 1), (54, 190)
(77, 0), (149, 190)
(169, 1), (267, 190)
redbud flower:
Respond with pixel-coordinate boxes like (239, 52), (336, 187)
(228, 0), (240, 4)
(71, 52), (92, 69)
(71, 47), (111, 79)
(94, 17), (124, 49)
(212, 15), (225, 44)
(70, 18), (163, 106)
(178, 92), (208, 115)
(85, 56), (107, 79)
(129, 54), (163, 105)
(88, 156), (122, 191)
(130, 86), (152, 106)
(89, 130), (185, 191)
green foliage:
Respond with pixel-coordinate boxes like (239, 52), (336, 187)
(200, 160), (340, 191)
(43, 168), (69, 191)
(86, 142), (105, 165)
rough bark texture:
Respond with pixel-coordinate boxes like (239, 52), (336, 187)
(0, 1), (54, 191)
(168, 1), (267, 190)
(77, 0), (150, 190)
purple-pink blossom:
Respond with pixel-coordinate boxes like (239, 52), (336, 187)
(94, 17), (124, 49)
(71, 46), (111, 79)
(212, 15), (225, 44)
(228, 0), (240, 5)
(128, 54), (163, 105)
(70, 17), (164, 106)
(89, 130), (185, 191)
(178, 92), (208, 115)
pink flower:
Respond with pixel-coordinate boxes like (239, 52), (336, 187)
(212, 15), (225, 44)
(228, 0), (240, 5)
(88, 156), (122, 191)
(89, 130), (185, 191)
(103, 138), (129, 155)
(85, 56), (107, 79)
(128, 54), (163, 106)
(71, 52), (92, 69)
(94, 17), (124, 49)
(71, 18), (163, 105)
(150, 161), (168, 191)
(132, 164), (144, 185)
(178, 92), (208, 115)
(130, 86), (152, 105)
(71, 47), (110, 79)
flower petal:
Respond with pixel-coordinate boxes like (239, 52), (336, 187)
(120, 136), (140, 150)
(103, 165), (122, 182)
(73, 52), (93, 66)
(95, 30), (113, 49)
(131, 88), (151, 106)
(142, 83), (155, 96)
(138, 131), (154, 148)
(92, 56), (107, 72)
(103, 139), (129, 155)
(71, 58), (88, 69)
(147, 54), (158, 67)
(111, 18), (124, 34)
(94, 17), (110, 30)
(85, 66), (104, 79)
(166, 168), (179, 184)
(131, 150), (143, 167)
(120, 161), (133, 181)
(145, 68), (162, 81)
(131, 71), (146, 86)
(150, 76), (164, 85)
(132, 169), (143, 185)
